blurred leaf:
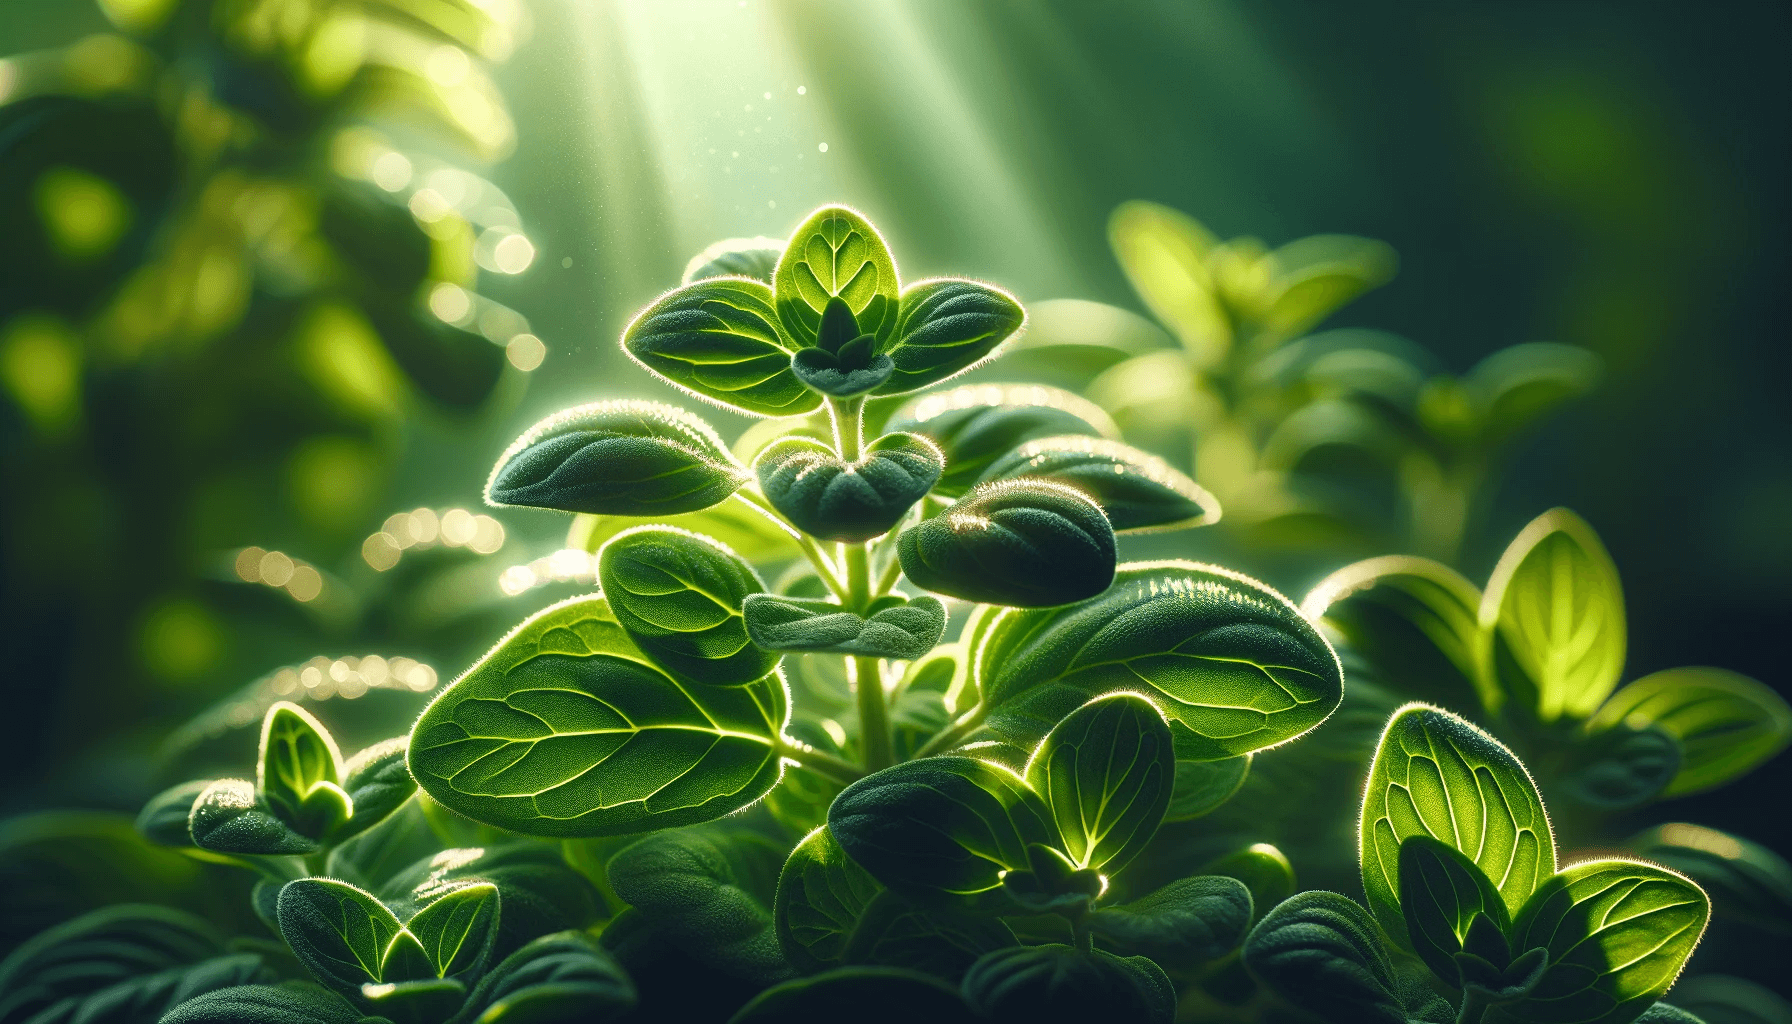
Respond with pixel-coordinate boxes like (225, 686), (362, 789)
(138, 780), (211, 847)
(1626, 825), (1792, 935)
(729, 966), (976, 1024)
(897, 479), (1116, 607)
(990, 298), (1173, 392)
(961, 943), (1174, 1024)
(1466, 342), (1602, 448)
(1262, 233), (1398, 340)
(1165, 754), (1251, 822)
(1589, 667), (1792, 797)
(1671, 976), (1792, 1024)
(159, 982), (362, 1024)
(569, 503), (801, 564)
(1559, 724), (1681, 809)
(978, 435), (1219, 532)
(1108, 200), (1228, 361)
(1198, 842), (1294, 923)
(363, 295), (504, 409)
(886, 383), (1118, 496)
(684, 236), (784, 285)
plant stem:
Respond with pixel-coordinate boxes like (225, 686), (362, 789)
(1455, 990), (1490, 1024)
(831, 396), (865, 461)
(852, 654), (894, 772)
(1072, 917), (1094, 954)
(774, 736), (866, 787)
(912, 704), (988, 759)
(732, 489), (846, 597)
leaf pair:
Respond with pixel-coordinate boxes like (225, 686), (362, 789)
(755, 432), (943, 542)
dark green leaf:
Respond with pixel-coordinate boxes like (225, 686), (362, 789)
(1025, 693), (1174, 874)
(978, 560), (1343, 759)
(961, 944), (1174, 1024)
(1199, 843), (1295, 923)
(995, 843), (1103, 916)
(1589, 668), (1792, 797)
(774, 206), (900, 350)
(326, 801), (439, 896)
(159, 982), (364, 1024)
(188, 780), (317, 856)
(897, 479), (1116, 607)
(756, 432), (943, 542)
(685, 237), (783, 284)
(258, 702), (350, 839)
(791, 344), (895, 397)
(379, 844), (603, 966)
(360, 978), (465, 1024)
(1634, 1003), (1710, 1024)
(1242, 890), (1404, 1024)
(408, 595), (788, 837)
(886, 383), (1118, 497)
(485, 401), (747, 517)
(876, 279), (1024, 396)
(622, 277), (818, 418)
(1086, 875), (1253, 966)
(980, 435), (1219, 532)
(1508, 858), (1710, 1024)
(328, 738), (415, 843)
(1303, 555), (1489, 714)
(1166, 754), (1251, 822)
(1360, 704), (1554, 951)
(606, 825), (791, 984)
(275, 878), (403, 994)
(728, 967), (976, 1024)
(1466, 342), (1602, 449)
(840, 890), (1016, 981)
(137, 780), (210, 846)
(366, 297), (506, 410)
(743, 594), (945, 661)
(406, 882), (499, 980)
(455, 931), (636, 1024)
(1481, 508), (1627, 723)
(597, 526), (776, 686)
(1669, 975), (1792, 1024)
(1397, 835), (1511, 985)
(828, 756), (1055, 898)
(1626, 824), (1792, 934)
(1560, 724), (1681, 809)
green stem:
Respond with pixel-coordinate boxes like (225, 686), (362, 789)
(1072, 916), (1093, 954)
(1456, 990), (1490, 1024)
(874, 546), (905, 595)
(775, 736), (866, 787)
(733, 489), (846, 598)
(831, 396), (865, 461)
(913, 703), (988, 759)
(853, 654), (894, 772)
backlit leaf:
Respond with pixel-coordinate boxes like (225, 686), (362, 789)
(258, 702), (350, 838)
(1262, 233), (1398, 340)
(774, 206), (900, 350)
(597, 526), (776, 686)
(1199, 843), (1295, 923)
(684, 236), (784, 284)
(896, 479), (1116, 607)
(886, 383), (1118, 497)
(1397, 835), (1511, 984)
(1589, 668), (1792, 797)
(276, 878), (403, 994)
(606, 825), (791, 984)
(623, 277), (818, 418)
(1108, 200), (1229, 361)
(1025, 693), (1174, 873)
(876, 279), (1024, 396)
(961, 944), (1174, 1024)
(406, 882), (498, 980)
(756, 432), (943, 542)
(1085, 875), (1253, 967)
(980, 435), (1219, 532)
(1466, 342), (1602, 449)
(378, 843), (602, 965)
(329, 737), (414, 843)
(188, 779), (317, 856)
(1626, 824), (1792, 936)
(743, 594), (946, 661)
(456, 931), (636, 1024)
(1242, 890), (1404, 1024)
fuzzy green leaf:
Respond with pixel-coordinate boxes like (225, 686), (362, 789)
(876, 279), (1024, 396)
(259, 702), (350, 838)
(405, 882), (498, 981)
(1085, 875), (1253, 966)
(1559, 724), (1681, 810)
(1200, 843), (1296, 923)
(379, 843), (602, 966)
(755, 432), (943, 542)
(743, 594), (946, 661)
(1360, 704), (1555, 951)
(1397, 835), (1513, 986)
(597, 526), (776, 686)
(886, 383), (1119, 497)
(729, 967), (977, 1024)
(897, 479), (1116, 607)
(961, 944), (1174, 1024)
(329, 737), (415, 842)
(360, 977), (466, 1023)
(1589, 668), (1792, 797)
(1166, 754), (1251, 822)
(623, 277), (819, 418)
(1242, 890), (1405, 1024)
(188, 779), (317, 855)
(455, 931), (636, 1024)
(1025, 693), (1174, 873)
(1508, 859), (1710, 1024)
(408, 594), (788, 837)
(685, 237), (783, 285)
(1626, 823), (1792, 935)
(485, 400), (747, 517)
(979, 435), (1219, 533)
(978, 560), (1343, 760)
(774, 206), (900, 350)
(159, 982), (364, 1024)
(276, 878), (404, 994)
(606, 825), (791, 984)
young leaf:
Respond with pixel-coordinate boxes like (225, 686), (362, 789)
(405, 882), (498, 980)
(1166, 754), (1251, 822)
(1360, 704), (1555, 950)
(1558, 723), (1681, 810)
(606, 825), (792, 984)
(597, 526), (776, 686)
(886, 383), (1119, 496)
(622, 277), (819, 418)
(258, 702), (351, 838)
(685, 236), (783, 284)
(408, 594), (788, 837)
(485, 400), (748, 517)
(1108, 200), (1229, 361)
(456, 931), (637, 1024)
(876, 279), (1025, 396)
(1588, 667), (1792, 797)
(379, 843), (602, 964)
(755, 432), (943, 542)
(137, 779), (210, 846)
(978, 561), (1343, 760)
(1025, 693), (1175, 874)
(828, 756), (1055, 898)
(160, 981), (366, 1024)
(896, 479), (1116, 607)
(1242, 890), (1406, 1024)
(743, 594), (946, 661)
(1479, 508), (1627, 723)
(774, 205), (900, 350)
(961, 944), (1175, 1024)
(328, 737), (415, 842)
(1509, 859), (1710, 1024)
(1626, 823), (1792, 934)
(1397, 835), (1513, 985)
(1085, 875), (1254, 967)
(188, 779), (318, 855)
(276, 878), (405, 994)
(979, 436), (1219, 532)
(729, 966), (978, 1024)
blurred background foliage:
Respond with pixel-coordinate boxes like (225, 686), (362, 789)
(2, 0), (1787, 985)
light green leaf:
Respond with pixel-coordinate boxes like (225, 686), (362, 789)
(886, 383), (1119, 497)
(1242, 890), (1405, 1024)
(1261, 233), (1398, 340)
(188, 779), (317, 855)
(961, 944), (1174, 1024)
(408, 594), (788, 837)
(1559, 724), (1681, 810)
(360, 977), (466, 1022)
(329, 737), (415, 843)
(755, 432), (943, 542)
(379, 843), (602, 967)
(979, 435), (1218, 533)
(978, 560), (1344, 760)
(774, 205), (900, 350)
(1465, 342), (1602, 448)
(1360, 704), (1555, 950)
(606, 825), (791, 984)
(136, 779), (210, 846)
(485, 400), (747, 517)
(684, 236), (784, 284)
(991, 298), (1173, 392)
(405, 882), (498, 980)
(729, 966), (977, 1024)
(827, 756), (1055, 898)
(1626, 823), (1792, 935)
(160, 981), (364, 1024)
(1108, 200), (1229, 360)
(1589, 668), (1792, 797)
(1509, 858), (1710, 1024)
(276, 878), (404, 994)
(258, 702), (350, 838)
(456, 931), (636, 1024)
(1397, 834), (1512, 985)
(1025, 693), (1174, 874)
(743, 594), (946, 661)
(1085, 875), (1253, 967)
(874, 279), (1024, 396)
(896, 479), (1116, 608)
(622, 277), (819, 418)
(1166, 753), (1251, 822)
(1480, 508), (1627, 723)
(597, 526), (776, 686)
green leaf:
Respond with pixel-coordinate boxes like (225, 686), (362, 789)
(961, 944), (1175, 1024)
(159, 982), (365, 1024)
(755, 432), (943, 542)
(1108, 200), (1229, 360)
(258, 702), (351, 838)
(874, 279), (1024, 396)
(329, 737), (415, 843)
(326, 802), (439, 896)
(979, 435), (1219, 533)
(1559, 724), (1681, 810)
(1025, 693), (1174, 874)
(408, 594), (788, 837)
(1360, 704), (1555, 951)
(456, 931), (636, 1024)
(1635, 1004), (1710, 1024)
(1242, 890), (1405, 1024)
(379, 843), (603, 965)
(597, 526), (777, 686)
(1199, 842), (1295, 923)
(569, 503), (801, 565)
(896, 479), (1116, 608)
(276, 878), (404, 994)
(1302, 555), (1490, 714)
(743, 594), (946, 660)
(188, 779), (317, 855)
(885, 383), (1119, 497)
(1397, 835), (1512, 986)
(728, 966), (977, 1024)
(1465, 342), (1602, 449)
(606, 825), (792, 984)
(137, 779), (210, 846)
(1669, 975), (1792, 1024)
(774, 206), (900, 350)
(622, 277), (819, 418)
(1588, 668), (1792, 797)
(685, 236), (784, 284)
(988, 298), (1173, 392)
(840, 890), (1016, 981)
(978, 560), (1344, 759)
(1625, 824), (1792, 936)
(360, 977), (466, 1024)
(828, 756), (1055, 898)
(1480, 508), (1627, 723)
(405, 882), (498, 980)
(485, 400), (748, 517)
(1166, 754), (1251, 822)
(1085, 875), (1253, 967)
(1508, 858), (1710, 1024)
(1261, 233), (1398, 340)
